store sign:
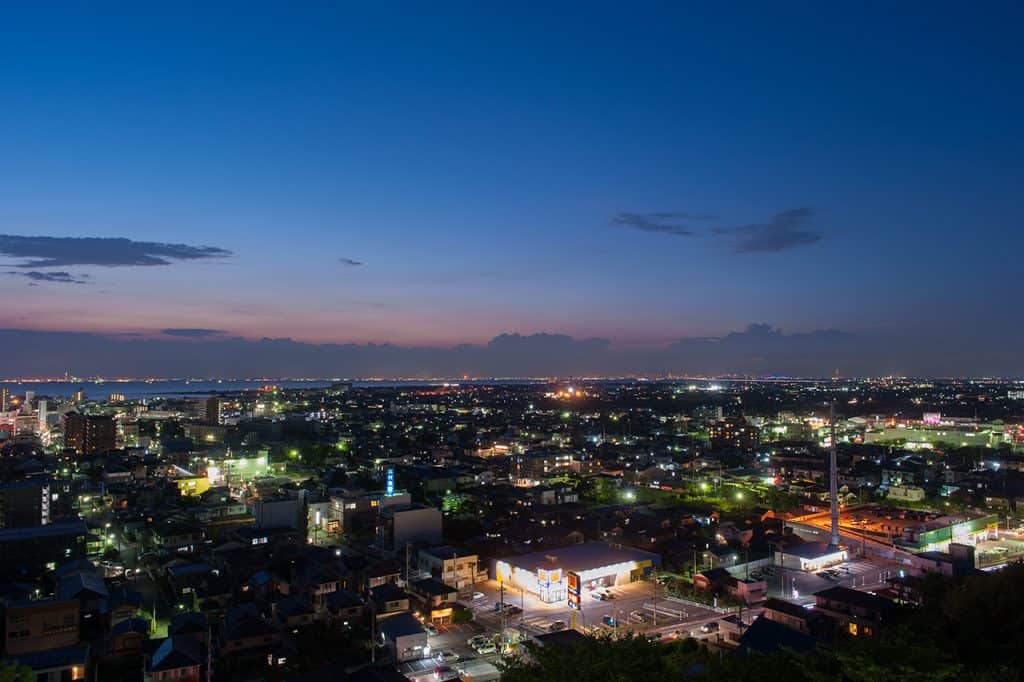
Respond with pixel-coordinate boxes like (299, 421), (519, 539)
(386, 467), (395, 496)
(567, 571), (581, 609)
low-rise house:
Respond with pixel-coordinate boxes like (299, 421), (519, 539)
(369, 583), (410, 615)
(813, 586), (899, 637)
(144, 635), (202, 682)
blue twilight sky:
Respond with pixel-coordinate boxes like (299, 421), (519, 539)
(0, 2), (1022, 366)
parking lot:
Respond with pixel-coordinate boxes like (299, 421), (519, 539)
(756, 557), (903, 604)
(400, 620), (502, 679)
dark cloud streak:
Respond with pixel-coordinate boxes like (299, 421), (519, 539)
(711, 208), (822, 252)
(613, 207), (823, 253)
(161, 328), (228, 338)
(0, 235), (231, 268)
(7, 271), (89, 284)
(611, 212), (707, 237)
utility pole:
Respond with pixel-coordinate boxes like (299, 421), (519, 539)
(652, 567), (658, 627)
(499, 581), (506, 634)
(405, 542), (412, 587)
(206, 622), (213, 682)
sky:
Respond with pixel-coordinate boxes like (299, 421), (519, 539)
(0, 3), (1022, 377)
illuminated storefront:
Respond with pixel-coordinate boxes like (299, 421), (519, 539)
(493, 542), (661, 603)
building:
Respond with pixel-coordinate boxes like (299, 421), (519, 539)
(812, 585), (898, 637)
(408, 578), (459, 624)
(183, 423), (226, 444)
(909, 542), (977, 577)
(417, 546), (482, 593)
(892, 512), (998, 553)
(62, 413), (116, 455)
(773, 541), (848, 572)
(174, 476), (212, 498)
(378, 505), (442, 553)
(512, 452), (574, 484)
(693, 568), (767, 605)
(0, 479), (50, 528)
(1, 597), (80, 655)
(493, 542), (661, 604)
(887, 485), (925, 502)
(253, 496), (305, 531)
(145, 635), (202, 682)
(0, 520), (88, 579)
(0, 388), (9, 412)
(5, 643), (89, 682)
(709, 417), (760, 451)
(329, 489), (410, 537)
(375, 611), (428, 663)
(205, 397), (222, 425)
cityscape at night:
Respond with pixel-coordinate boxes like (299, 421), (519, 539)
(2, 3), (1024, 681)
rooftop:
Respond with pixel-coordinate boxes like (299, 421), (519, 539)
(504, 541), (660, 574)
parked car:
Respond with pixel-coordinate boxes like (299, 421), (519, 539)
(467, 635), (490, 649)
(590, 591), (606, 601)
(424, 623), (439, 636)
(472, 591), (486, 600)
(475, 641), (498, 655)
(435, 650), (459, 663)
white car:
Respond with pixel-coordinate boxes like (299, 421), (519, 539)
(435, 650), (459, 663)
(472, 591), (486, 600)
(424, 623), (439, 636)
(475, 641), (498, 655)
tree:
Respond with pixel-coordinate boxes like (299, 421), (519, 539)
(0, 664), (33, 682)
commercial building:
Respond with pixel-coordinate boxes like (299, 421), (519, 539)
(774, 541), (848, 572)
(892, 513), (998, 553)
(62, 413), (116, 455)
(375, 611), (428, 663)
(493, 542), (661, 604)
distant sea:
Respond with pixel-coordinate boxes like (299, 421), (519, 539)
(0, 378), (547, 401)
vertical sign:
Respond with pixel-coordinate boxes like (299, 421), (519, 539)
(567, 571), (581, 610)
(386, 467), (395, 496)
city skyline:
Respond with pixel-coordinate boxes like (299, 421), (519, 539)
(2, 4), (1022, 376)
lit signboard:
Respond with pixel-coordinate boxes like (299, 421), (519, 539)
(386, 467), (395, 496)
(567, 571), (581, 610)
